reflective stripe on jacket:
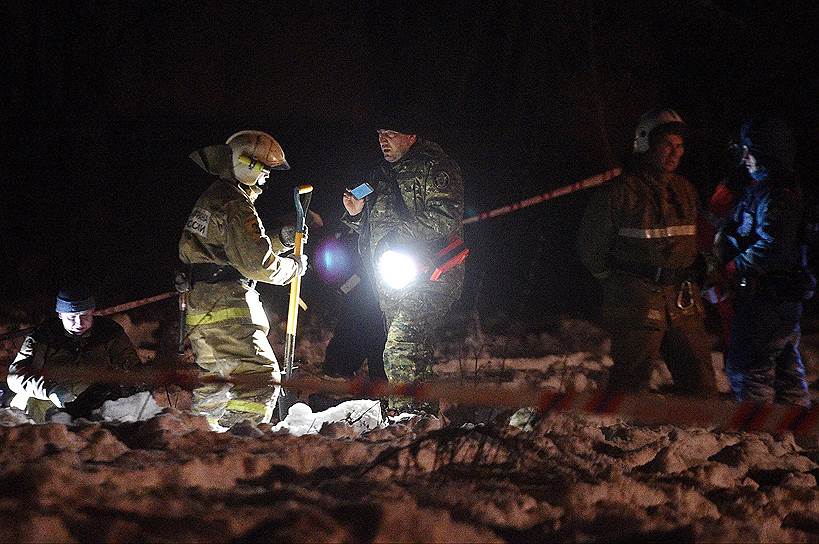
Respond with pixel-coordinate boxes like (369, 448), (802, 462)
(577, 170), (701, 278)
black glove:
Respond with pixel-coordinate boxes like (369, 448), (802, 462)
(713, 231), (731, 265)
(279, 225), (308, 248)
(702, 253), (725, 290)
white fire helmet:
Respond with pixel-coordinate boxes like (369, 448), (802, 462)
(632, 109), (687, 154)
(226, 130), (290, 185)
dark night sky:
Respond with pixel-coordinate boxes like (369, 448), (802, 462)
(2, 1), (818, 325)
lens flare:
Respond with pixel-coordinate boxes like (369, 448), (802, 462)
(314, 238), (353, 284)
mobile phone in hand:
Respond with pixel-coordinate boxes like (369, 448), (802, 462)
(349, 182), (374, 199)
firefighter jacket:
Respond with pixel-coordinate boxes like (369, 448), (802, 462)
(7, 317), (141, 404)
(342, 139), (464, 302)
(179, 179), (296, 285)
(179, 151), (300, 333)
(577, 169), (703, 326)
(719, 175), (812, 299)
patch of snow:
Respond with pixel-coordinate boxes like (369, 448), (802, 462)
(272, 399), (382, 436)
(95, 391), (164, 423)
(0, 407), (32, 427)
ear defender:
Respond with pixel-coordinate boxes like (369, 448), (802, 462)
(238, 154), (271, 176)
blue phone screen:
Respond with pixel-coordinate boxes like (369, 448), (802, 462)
(350, 183), (374, 199)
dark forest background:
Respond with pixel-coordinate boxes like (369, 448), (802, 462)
(2, 1), (818, 330)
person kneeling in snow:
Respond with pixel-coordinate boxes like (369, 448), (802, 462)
(6, 286), (145, 422)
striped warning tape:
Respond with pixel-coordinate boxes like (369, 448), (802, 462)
(0, 365), (815, 436)
(462, 168), (622, 225)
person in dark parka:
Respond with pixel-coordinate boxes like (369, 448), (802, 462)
(717, 116), (812, 406)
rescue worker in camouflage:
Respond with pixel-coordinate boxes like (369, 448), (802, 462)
(717, 116), (811, 406)
(342, 119), (464, 414)
(578, 109), (718, 396)
(179, 130), (307, 429)
(6, 286), (143, 422)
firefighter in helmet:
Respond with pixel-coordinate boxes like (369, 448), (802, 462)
(578, 109), (718, 396)
(179, 130), (307, 430)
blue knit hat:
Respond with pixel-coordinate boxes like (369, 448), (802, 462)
(55, 286), (96, 313)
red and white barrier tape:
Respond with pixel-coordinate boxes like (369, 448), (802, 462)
(462, 168), (621, 225)
(1, 365), (815, 436)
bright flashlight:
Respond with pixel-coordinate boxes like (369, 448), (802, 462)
(378, 250), (419, 290)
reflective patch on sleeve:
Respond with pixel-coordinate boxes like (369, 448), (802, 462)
(647, 308), (664, 321)
(184, 207), (211, 238)
(226, 399), (270, 415)
(433, 171), (450, 190)
(339, 274), (361, 294)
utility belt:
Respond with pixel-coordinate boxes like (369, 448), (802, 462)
(612, 258), (691, 286)
(189, 263), (246, 284)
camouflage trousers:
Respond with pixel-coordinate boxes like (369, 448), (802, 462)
(186, 283), (281, 428)
(380, 284), (459, 414)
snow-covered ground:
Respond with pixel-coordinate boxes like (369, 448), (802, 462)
(1, 314), (817, 542)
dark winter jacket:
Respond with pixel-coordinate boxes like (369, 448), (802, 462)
(7, 316), (141, 404)
(577, 169), (701, 278)
(720, 174), (811, 297)
(577, 168), (706, 327)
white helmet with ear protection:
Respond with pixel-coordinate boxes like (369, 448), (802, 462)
(633, 109), (687, 154)
(226, 130), (290, 185)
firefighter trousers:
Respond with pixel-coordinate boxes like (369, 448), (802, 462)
(186, 283), (280, 428)
(604, 311), (718, 397)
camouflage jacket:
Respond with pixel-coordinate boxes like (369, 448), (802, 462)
(342, 139), (464, 283)
(7, 317), (141, 402)
(179, 150), (296, 285)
